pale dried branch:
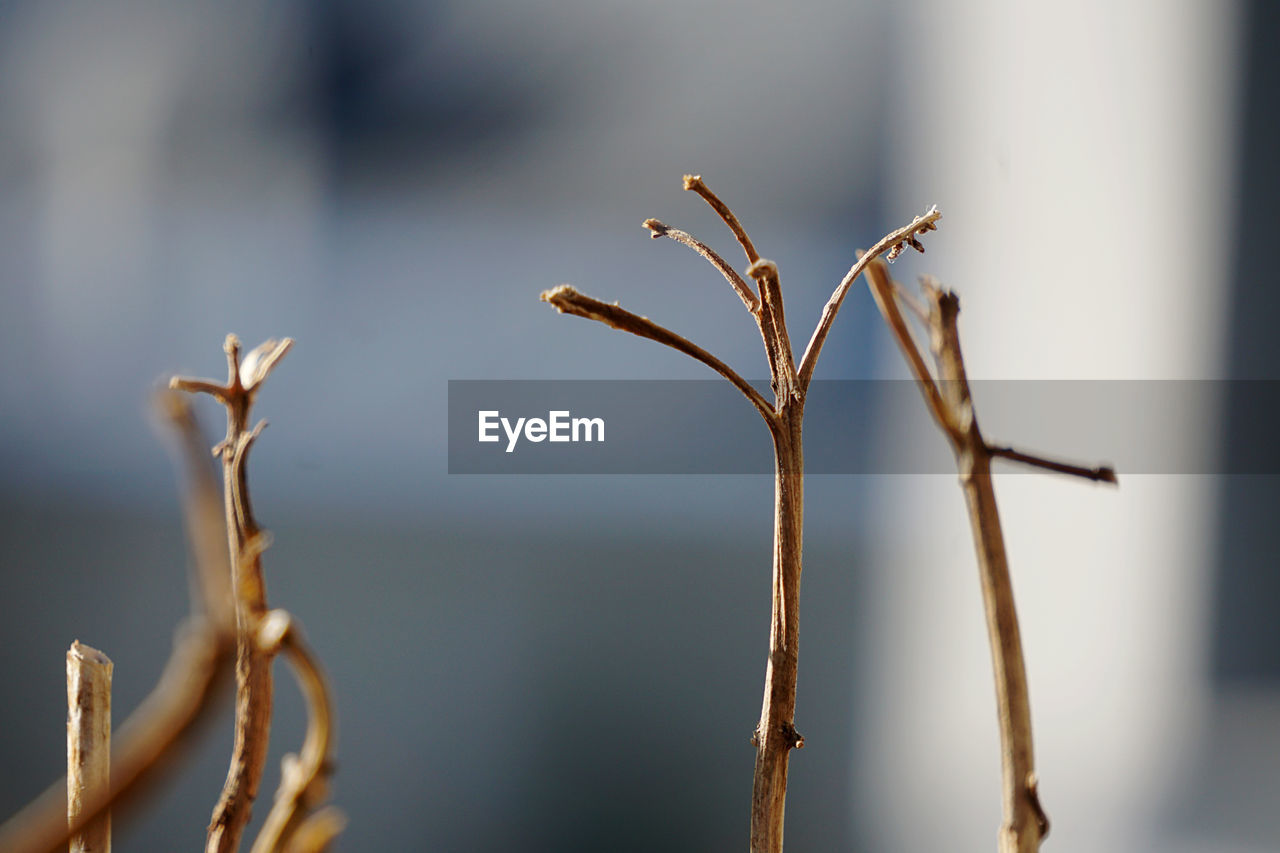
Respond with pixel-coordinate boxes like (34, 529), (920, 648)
(67, 642), (113, 853)
(540, 284), (775, 423)
(643, 218), (760, 314)
(797, 205), (941, 389)
(249, 611), (341, 853)
(0, 394), (236, 853)
(0, 622), (232, 853)
(171, 334), (293, 853)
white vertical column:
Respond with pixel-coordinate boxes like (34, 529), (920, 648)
(858, 2), (1239, 851)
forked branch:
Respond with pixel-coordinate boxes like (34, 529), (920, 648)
(173, 336), (342, 853)
(864, 258), (1115, 853)
(172, 336), (291, 853)
(543, 175), (941, 853)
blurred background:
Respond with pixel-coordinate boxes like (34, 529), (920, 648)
(0, 0), (1275, 850)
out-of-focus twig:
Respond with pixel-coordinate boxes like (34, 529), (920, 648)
(865, 258), (1115, 853)
(0, 392), (236, 853)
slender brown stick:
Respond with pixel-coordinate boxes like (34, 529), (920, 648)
(643, 219), (760, 314)
(989, 446), (1117, 483)
(172, 335), (292, 853)
(864, 258), (1114, 852)
(932, 303), (1047, 853)
(683, 174), (760, 263)
(543, 175), (939, 853)
(749, 407), (805, 853)
(67, 642), (113, 853)
(540, 285), (775, 421)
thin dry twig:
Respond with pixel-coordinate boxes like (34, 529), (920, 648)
(988, 446), (1117, 483)
(863, 257), (1115, 853)
(0, 394), (236, 853)
(540, 284), (775, 422)
(542, 175), (940, 853)
(172, 335), (292, 853)
(643, 218), (760, 314)
(682, 174), (760, 263)
(797, 206), (940, 389)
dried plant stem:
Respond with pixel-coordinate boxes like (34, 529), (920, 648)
(249, 612), (341, 853)
(0, 394), (235, 853)
(865, 259), (1115, 852)
(0, 623), (232, 853)
(67, 642), (113, 853)
(543, 175), (940, 852)
(750, 412), (804, 853)
(172, 335), (293, 853)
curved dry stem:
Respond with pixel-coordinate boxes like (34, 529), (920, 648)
(643, 218), (760, 314)
(797, 205), (941, 389)
(250, 614), (340, 853)
(683, 174), (760, 264)
(540, 285), (776, 424)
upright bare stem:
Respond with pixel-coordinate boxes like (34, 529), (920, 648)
(172, 335), (292, 853)
(67, 642), (113, 853)
(544, 176), (939, 852)
(750, 408), (805, 853)
(865, 259), (1114, 852)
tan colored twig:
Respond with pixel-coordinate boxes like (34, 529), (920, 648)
(0, 393), (236, 853)
(542, 175), (939, 853)
(643, 218), (759, 314)
(171, 335), (292, 853)
(249, 612), (341, 853)
(67, 642), (113, 853)
(540, 285), (775, 422)
(865, 258), (1116, 853)
(798, 207), (939, 389)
